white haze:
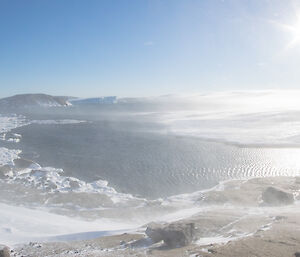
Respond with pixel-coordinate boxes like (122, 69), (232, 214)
(145, 90), (300, 146)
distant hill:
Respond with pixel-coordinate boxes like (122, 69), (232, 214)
(0, 94), (72, 109)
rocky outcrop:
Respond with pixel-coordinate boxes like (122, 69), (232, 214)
(0, 245), (10, 257)
(262, 187), (294, 206)
(145, 222), (195, 248)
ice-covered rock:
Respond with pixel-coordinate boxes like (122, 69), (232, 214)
(261, 186), (294, 206)
(145, 222), (195, 248)
(0, 245), (10, 257)
(0, 165), (11, 178)
(13, 158), (39, 171)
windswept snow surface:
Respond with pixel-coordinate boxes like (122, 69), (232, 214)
(137, 90), (300, 146)
(0, 202), (137, 246)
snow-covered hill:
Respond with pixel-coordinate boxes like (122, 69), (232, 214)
(0, 94), (72, 109)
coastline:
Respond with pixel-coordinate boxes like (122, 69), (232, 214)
(8, 176), (300, 257)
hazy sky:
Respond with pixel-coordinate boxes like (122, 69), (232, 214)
(1, 0), (300, 97)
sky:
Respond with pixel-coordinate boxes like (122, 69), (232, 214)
(1, 0), (300, 98)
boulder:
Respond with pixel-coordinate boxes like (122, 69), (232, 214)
(13, 158), (38, 171)
(145, 222), (195, 248)
(0, 245), (10, 257)
(0, 165), (11, 178)
(262, 187), (294, 206)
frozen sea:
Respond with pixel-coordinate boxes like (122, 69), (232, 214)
(1, 90), (300, 245)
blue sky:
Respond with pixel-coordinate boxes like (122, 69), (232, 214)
(1, 0), (300, 97)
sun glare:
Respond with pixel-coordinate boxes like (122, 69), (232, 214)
(275, 11), (300, 49)
(286, 15), (300, 49)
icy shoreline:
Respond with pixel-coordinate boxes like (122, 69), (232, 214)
(7, 176), (300, 257)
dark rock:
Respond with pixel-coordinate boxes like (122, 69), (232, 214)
(274, 215), (287, 221)
(145, 223), (165, 243)
(0, 245), (10, 257)
(295, 252), (300, 257)
(145, 222), (195, 248)
(208, 248), (217, 253)
(261, 187), (294, 206)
